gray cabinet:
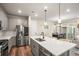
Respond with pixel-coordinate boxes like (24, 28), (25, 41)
(30, 39), (39, 56)
(39, 45), (52, 56)
(0, 7), (8, 30)
(8, 36), (16, 52)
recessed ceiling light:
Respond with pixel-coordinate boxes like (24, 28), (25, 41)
(35, 14), (38, 17)
(44, 6), (48, 10)
(18, 10), (22, 13)
(66, 9), (70, 12)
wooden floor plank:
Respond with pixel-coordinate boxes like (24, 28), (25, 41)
(10, 47), (17, 56)
(9, 46), (32, 56)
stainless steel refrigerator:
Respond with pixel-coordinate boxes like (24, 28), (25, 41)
(16, 25), (29, 46)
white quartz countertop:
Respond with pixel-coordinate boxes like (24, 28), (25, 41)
(0, 31), (16, 40)
(31, 36), (77, 56)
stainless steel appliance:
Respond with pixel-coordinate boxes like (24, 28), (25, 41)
(24, 27), (29, 36)
(16, 25), (29, 46)
(0, 40), (8, 56)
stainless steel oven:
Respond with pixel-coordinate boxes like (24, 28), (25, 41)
(16, 25), (29, 46)
(0, 40), (8, 56)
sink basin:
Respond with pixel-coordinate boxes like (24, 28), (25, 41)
(35, 38), (45, 42)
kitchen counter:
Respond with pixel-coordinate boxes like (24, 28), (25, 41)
(31, 36), (76, 56)
(0, 31), (16, 54)
(0, 35), (15, 40)
(0, 31), (16, 40)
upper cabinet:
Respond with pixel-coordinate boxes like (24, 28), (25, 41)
(0, 6), (8, 30)
(8, 15), (28, 31)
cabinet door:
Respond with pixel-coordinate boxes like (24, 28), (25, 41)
(30, 39), (39, 56)
(39, 45), (52, 56)
(8, 37), (16, 52)
(10, 37), (16, 46)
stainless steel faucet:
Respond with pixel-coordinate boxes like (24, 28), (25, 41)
(41, 32), (44, 39)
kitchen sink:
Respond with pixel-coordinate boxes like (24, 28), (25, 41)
(35, 38), (45, 42)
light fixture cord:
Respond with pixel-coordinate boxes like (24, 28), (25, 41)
(59, 3), (60, 19)
(59, 3), (61, 34)
(45, 9), (47, 22)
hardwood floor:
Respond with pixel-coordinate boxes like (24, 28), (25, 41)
(9, 45), (32, 56)
(9, 45), (79, 56)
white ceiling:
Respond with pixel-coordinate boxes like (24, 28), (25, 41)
(1, 3), (79, 22)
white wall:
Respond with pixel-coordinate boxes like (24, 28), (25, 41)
(30, 19), (55, 38)
(8, 15), (28, 31)
(0, 6), (8, 30)
(30, 19), (38, 36)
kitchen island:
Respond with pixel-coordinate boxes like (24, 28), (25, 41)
(30, 36), (76, 56)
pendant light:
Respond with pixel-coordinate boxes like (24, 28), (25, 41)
(58, 3), (62, 34)
(58, 3), (61, 24)
(44, 6), (48, 29)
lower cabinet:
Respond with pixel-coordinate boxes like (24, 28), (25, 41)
(30, 39), (53, 56)
(8, 36), (16, 52)
(39, 45), (52, 56)
(30, 39), (39, 56)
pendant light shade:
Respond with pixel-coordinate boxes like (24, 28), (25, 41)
(57, 3), (62, 34)
(58, 18), (61, 23)
(44, 6), (48, 29)
(44, 22), (48, 26)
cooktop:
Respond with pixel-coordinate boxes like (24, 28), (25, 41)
(0, 40), (8, 45)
